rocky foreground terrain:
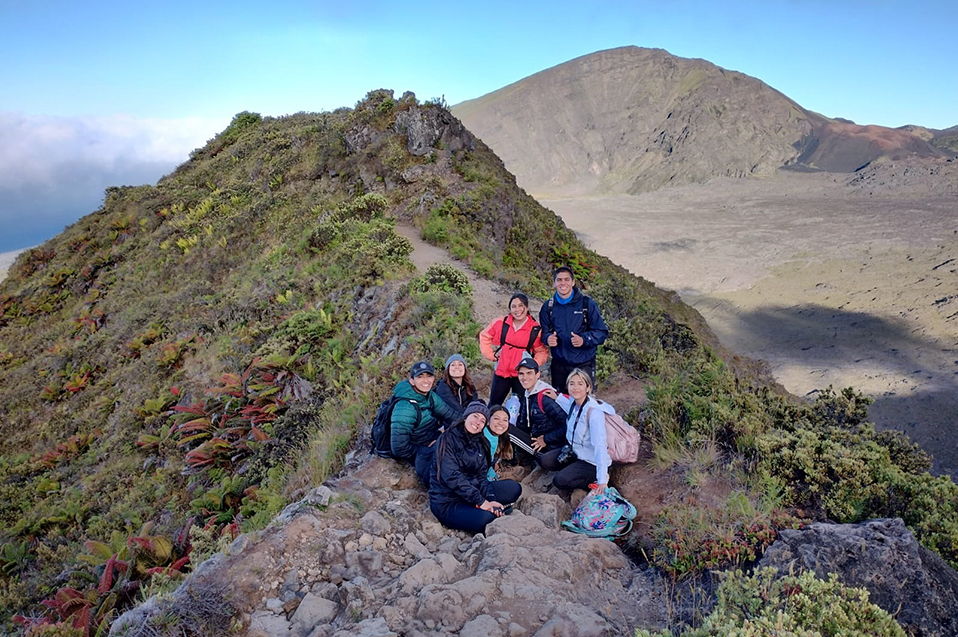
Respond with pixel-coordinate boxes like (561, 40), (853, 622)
(112, 451), (958, 637)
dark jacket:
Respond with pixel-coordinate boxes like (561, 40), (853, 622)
(516, 383), (568, 447)
(538, 289), (609, 365)
(435, 379), (479, 420)
(389, 380), (460, 461)
(429, 423), (494, 511)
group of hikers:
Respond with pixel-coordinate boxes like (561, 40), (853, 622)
(377, 266), (623, 535)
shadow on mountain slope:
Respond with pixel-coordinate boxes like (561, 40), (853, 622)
(692, 299), (958, 478)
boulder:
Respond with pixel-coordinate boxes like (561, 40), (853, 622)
(360, 511), (391, 536)
(398, 554), (460, 593)
(249, 610), (291, 637)
(532, 603), (610, 637)
(758, 518), (958, 637)
(394, 105), (474, 156)
(331, 616), (397, 637)
(460, 614), (503, 637)
(290, 593), (339, 628)
(517, 493), (571, 529)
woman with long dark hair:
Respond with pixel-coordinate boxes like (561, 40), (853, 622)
(429, 402), (522, 534)
(479, 292), (549, 406)
(484, 404), (513, 481)
(435, 353), (479, 418)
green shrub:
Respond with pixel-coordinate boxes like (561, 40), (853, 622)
(273, 308), (336, 352)
(637, 567), (906, 636)
(645, 353), (770, 452)
(404, 289), (481, 366)
(220, 111), (262, 144)
(755, 387), (958, 567)
(409, 264), (472, 296)
(651, 492), (804, 579)
(469, 255), (494, 278)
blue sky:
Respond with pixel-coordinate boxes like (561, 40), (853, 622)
(1, 0), (955, 252)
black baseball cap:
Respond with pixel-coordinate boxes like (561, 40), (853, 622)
(517, 357), (539, 372)
(409, 361), (436, 378)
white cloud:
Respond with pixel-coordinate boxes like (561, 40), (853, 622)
(0, 112), (226, 187)
(0, 112), (228, 251)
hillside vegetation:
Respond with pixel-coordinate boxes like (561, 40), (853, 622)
(1, 91), (956, 635)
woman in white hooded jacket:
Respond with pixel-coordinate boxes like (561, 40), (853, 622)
(540, 367), (612, 492)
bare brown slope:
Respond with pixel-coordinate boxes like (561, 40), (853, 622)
(797, 121), (949, 172)
(453, 46), (945, 196)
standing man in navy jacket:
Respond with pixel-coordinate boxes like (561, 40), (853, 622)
(538, 266), (609, 393)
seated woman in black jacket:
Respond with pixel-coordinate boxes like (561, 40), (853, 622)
(435, 354), (480, 420)
(429, 402), (522, 534)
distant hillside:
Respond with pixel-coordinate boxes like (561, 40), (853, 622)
(453, 46), (947, 195)
(931, 124), (958, 153)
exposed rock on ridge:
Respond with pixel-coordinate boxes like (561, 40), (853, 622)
(758, 518), (958, 637)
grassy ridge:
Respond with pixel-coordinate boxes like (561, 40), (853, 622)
(0, 95), (483, 632)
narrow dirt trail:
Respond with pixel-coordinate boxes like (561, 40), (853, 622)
(395, 221), (666, 521)
(395, 222), (521, 332)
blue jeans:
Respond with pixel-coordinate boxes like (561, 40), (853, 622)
(414, 444), (437, 489)
(431, 480), (522, 534)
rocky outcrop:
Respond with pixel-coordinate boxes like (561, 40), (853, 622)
(757, 518), (958, 637)
(394, 104), (474, 157)
(112, 454), (677, 637)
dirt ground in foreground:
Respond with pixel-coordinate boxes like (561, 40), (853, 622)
(542, 169), (958, 478)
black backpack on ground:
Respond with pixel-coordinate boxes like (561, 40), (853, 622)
(371, 396), (422, 458)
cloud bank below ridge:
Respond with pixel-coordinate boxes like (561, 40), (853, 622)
(0, 112), (226, 252)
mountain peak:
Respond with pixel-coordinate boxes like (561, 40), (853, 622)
(453, 48), (946, 196)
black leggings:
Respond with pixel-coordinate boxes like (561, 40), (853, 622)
(549, 358), (595, 394)
(489, 374), (525, 407)
(540, 448), (597, 490)
(431, 480), (522, 534)
(508, 425), (563, 459)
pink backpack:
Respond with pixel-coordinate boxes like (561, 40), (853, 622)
(590, 402), (640, 464)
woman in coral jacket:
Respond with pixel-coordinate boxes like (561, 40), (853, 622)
(479, 292), (550, 406)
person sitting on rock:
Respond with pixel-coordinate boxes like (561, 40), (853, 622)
(483, 404), (514, 481)
(429, 402), (522, 534)
(540, 367), (612, 493)
(434, 353), (480, 422)
(390, 361), (460, 489)
(508, 357), (568, 459)
(479, 292), (550, 406)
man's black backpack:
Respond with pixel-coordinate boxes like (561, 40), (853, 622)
(544, 295), (591, 333)
(371, 396), (421, 458)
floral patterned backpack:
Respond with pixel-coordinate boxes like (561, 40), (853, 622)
(561, 486), (637, 538)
